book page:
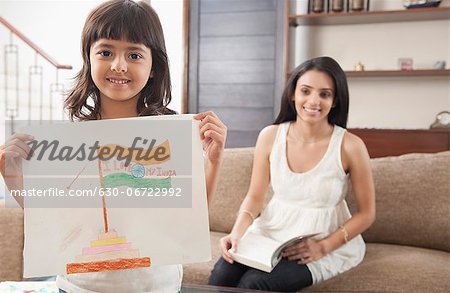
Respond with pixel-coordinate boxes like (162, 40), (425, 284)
(272, 232), (321, 263)
(231, 231), (281, 268)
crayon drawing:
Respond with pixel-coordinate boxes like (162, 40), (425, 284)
(22, 116), (210, 278)
(66, 140), (170, 273)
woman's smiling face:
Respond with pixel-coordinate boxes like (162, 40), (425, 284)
(293, 69), (335, 125)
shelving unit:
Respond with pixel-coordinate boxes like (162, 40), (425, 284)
(284, 0), (450, 134)
(285, 5), (450, 78)
(286, 69), (450, 79)
(289, 6), (450, 26)
(345, 69), (450, 77)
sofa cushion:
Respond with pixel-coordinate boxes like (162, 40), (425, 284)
(347, 151), (450, 252)
(304, 243), (450, 292)
(183, 234), (450, 293)
(212, 149), (450, 252)
(209, 148), (274, 233)
(0, 208), (24, 281)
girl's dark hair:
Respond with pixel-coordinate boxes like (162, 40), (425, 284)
(65, 0), (175, 121)
(274, 56), (349, 128)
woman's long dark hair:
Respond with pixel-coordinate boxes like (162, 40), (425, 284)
(65, 0), (175, 121)
(274, 56), (349, 128)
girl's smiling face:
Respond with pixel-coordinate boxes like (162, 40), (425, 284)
(90, 38), (153, 107)
(293, 69), (335, 124)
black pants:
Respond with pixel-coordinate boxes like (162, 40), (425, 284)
(208, 257), (313, 292)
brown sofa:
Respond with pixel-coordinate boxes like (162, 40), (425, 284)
(184, 148), (450, 292)
(1, 149), (449, 292)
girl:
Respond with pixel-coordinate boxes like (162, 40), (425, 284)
(208, 56), (375, 291)
(0, 0), (227, 292)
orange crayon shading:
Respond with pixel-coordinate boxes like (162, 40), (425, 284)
(67, 257), (151, 274)
(99, 140), (170, 166)
(96, 148), (108, 233)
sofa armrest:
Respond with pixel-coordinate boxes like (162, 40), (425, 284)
(0, 207), (24, 281)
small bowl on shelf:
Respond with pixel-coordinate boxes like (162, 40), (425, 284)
(403, 0), (441, 9)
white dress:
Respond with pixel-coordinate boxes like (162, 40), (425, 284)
(56, 264), (182, 293)
(247, 122), (365, 283)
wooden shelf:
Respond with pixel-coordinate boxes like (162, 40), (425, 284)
(345, 69), (450, 77)
(289, 7), (450, 26)
(286, 69), (449, 79)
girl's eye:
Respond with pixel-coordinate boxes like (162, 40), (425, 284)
(98, 51), (112, 57)
(301, 88), (309, 94)
(129, 53), (142, 60)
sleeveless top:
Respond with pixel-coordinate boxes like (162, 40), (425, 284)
(247, 122), (365, 283)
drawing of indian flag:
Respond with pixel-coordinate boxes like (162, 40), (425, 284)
(100, 139), (171, 165)
(103, 173), (172, 189)
(65, 139), (174, 274)
(102, 139), (172, 189)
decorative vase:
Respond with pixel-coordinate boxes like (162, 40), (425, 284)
(312, 0), (325, 13)
(351, 0), (364, 11)
(332, 0), (344, 12)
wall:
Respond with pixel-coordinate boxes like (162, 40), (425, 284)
(150, 0), (184, 112)
(292, 0), (450, 129)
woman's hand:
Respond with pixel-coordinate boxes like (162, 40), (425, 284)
(194, 111), (227, 164)
(282, 237), (327, 264)
(219, 233), (240, 264)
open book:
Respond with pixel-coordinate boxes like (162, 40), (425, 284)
(229, 231), (320, 273)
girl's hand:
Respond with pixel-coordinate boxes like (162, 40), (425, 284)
(282, 237), (327, 264)
(219, 233), (240, 264)
(194, 112), (227, 165)
(0, 133), (34, 193)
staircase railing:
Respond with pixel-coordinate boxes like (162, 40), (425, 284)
(1, 16), (73, 134)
